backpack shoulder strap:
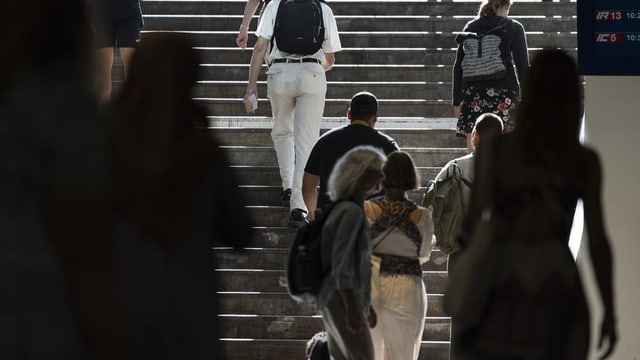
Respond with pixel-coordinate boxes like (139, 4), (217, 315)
(450, 160), (473, 188)
(270, 0), (288, 53)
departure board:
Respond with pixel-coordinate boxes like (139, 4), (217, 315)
(578, 0), (640, 75)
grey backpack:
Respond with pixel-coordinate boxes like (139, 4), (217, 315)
(456, 19), (511, 81)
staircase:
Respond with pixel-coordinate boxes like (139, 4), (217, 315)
(131, 1), (577, 359)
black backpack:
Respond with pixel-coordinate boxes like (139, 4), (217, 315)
(285, 200), (343, 304)
(273, 0), (325, 55)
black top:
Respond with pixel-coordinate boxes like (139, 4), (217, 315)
(452, 16), (529, 105)
(305, 123), (399, 209)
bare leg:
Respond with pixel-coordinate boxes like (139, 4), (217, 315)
(95, 47), (115, 104)
(119, 47), (137, 79)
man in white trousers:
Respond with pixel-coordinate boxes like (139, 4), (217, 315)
(243, 0), (342, 227)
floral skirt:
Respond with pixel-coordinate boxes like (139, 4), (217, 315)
(456, 86), (519, 136)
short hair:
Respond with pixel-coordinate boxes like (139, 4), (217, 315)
(327, 145), (386, 202)
(473, 113), (504, 137)
(349, 91), (378, 120)
(382, 151), (420, 191)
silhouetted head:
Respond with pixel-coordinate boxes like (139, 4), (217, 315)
(472, 113), (504, 150)
(478, 0), (511, 17)
(327, 146), (386, 202)
(124, 33), (199, 104)
(382, 151), (420, 191)
(347, 91), (379, 124)
(515, 48), (582, 150)
(114, 32), (203, 135)
(108, 32), (212, 244)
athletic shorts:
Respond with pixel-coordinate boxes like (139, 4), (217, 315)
(94, 19), (141, 48)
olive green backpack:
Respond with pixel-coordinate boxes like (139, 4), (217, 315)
(422, 162), (472, 255)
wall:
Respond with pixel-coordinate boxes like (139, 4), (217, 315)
(582, 76), (640, 359)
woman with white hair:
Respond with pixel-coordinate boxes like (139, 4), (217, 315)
(317, 145), (387, 360)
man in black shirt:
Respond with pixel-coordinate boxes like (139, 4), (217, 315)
(301, 91), (399, 222)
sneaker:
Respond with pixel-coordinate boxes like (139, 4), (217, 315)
(288, 208), (309, 228)
(280, 188), (291, 206)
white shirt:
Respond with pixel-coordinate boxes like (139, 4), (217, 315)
(255, 0), (342, 62)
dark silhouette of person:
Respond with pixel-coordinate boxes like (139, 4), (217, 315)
(450, 48), (617, 359)
(0, 0), (121, 358)
(107, 32), (253, 360)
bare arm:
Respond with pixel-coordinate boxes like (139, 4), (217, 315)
(244, 36), (268, 111)
(302, 172), (320, 220)
(322, 52), (335, 72)
(511, 20), (530, 86)
(452, 43), (465, 106)
(582, 148), (617, 358)
(236, 0), (262, 49)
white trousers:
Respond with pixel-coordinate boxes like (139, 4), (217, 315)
(266, 62), (327, 211)
(370, 256), (427, 360)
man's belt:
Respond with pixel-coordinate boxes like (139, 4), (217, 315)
(271, 58), (321, 64)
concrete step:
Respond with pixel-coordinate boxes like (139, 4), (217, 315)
(194, 81), (452, 101)
(143, 16), (576, 33)
(214, 248), (448, 272)
(224, 146), (466, 167)
(193, 47), (577, 66)
(233, 167), (444, 187)
(150, 31), (577, 50)
(206, 99), (454, 118)
(142, 1), (577, 18)
(211, 127), (464, 148)
(218, 292), (446, 317)
(240, 185), (432, 205)
(209, 116), (458, 129)
(217, 269), (449, 294)
(222, 339), (450, 360)
(112, 79), (453, 103)
(200, 47), (458, 66)
(220, 315), (450, 341)
(248, 202), (465, 228)
(113, 63), (453, 82)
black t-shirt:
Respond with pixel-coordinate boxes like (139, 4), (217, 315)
(305, 123), (399, 209)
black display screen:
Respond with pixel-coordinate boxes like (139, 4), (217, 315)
(578, 0), (640, 75)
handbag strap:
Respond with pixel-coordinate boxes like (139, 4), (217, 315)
(366, 201), (393, 250)
(372, 226), (394, 251)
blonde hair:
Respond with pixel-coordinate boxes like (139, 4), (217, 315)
(478, 0), (511, 17)
(327, 146), (386, 202)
